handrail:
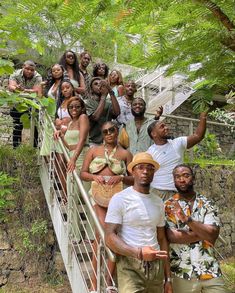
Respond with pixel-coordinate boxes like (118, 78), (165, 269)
(146, 112), (234, 128)
(137, 71), (165, 91)
(44, 110), (116, 262)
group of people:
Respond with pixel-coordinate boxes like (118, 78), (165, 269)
(7, 51), (227, 293)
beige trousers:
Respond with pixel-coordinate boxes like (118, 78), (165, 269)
(172, 275), (228, 293)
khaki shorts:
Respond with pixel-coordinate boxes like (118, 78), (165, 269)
(172, 275), (228, 293)
(116, 255), (164, 293)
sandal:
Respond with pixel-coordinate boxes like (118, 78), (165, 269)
(106, 286), (118, 293)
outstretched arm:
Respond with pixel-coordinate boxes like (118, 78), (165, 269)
(105, 223), (168, 261)
(187, 112), (207, 149)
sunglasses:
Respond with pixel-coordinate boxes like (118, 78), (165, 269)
(102, 126), (116, 136)
(68, 105), (81, 110)
(66, 54), (75, 59)
(134, 164), (155, 172)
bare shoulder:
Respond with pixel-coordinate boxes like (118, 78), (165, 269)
(79, 113), (89, 122)
(117, 145), (132, 160)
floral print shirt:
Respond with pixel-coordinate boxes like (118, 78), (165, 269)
(116, 95), (133, 126)
(165, 193), (222, 280)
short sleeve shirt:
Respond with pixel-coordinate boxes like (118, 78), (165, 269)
(116, 96), (133, 125)
(85, 97), (113, 144)
(147, 137), (187, 191)
(124, 117), (154, 155)
(165, 193), (222, 280)
(9, 69), (42, 89)
(105, 186), (165, 249)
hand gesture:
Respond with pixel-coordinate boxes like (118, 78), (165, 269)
(92, 175), (106, 184)
(142, 246), (168, 261)
(156, 106), (163, 118)
(171, 201), (188, 223)
(106, 175), (122, 185)
(100, 80), (109, 96)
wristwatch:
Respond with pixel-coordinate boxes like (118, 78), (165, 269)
(165, 277), (172, 283)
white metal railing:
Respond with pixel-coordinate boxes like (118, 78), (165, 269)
(38, 109), (116, 293)
(136, 67), (194, 115)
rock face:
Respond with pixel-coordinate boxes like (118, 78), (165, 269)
(193, 165), (235, 256)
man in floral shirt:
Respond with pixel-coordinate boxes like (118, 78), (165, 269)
(165, 164), (227, 293)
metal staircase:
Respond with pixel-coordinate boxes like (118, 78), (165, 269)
(135, 66), (195, 116)
(38, 110), (117, 293)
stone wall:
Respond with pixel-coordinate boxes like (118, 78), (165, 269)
(0, 195), (68, 289)
(193, 164), (235, 256)
(164, 101), (234, 156)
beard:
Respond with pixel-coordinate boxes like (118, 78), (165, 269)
(175, 182), (194, 193)
(131, 108), (145, 117)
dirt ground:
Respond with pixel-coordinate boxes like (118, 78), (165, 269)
(0, 277), (72, 293)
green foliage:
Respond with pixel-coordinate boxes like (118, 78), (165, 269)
(0, 89), (56, 128)
(190, 87), (214, 113)
(0, 172), (17, 219)
(209, 109), (235, 132)
(0, 145), (49, 257)
(18, 219), (48, 254)
(193, 131), (222, 159)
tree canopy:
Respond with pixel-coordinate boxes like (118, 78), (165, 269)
(0, 0), (234, 91)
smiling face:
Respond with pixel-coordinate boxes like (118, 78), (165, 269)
(51, 64), (63, 80)
(109, 70), (119, 83)
(125, 81), (137, 97)
(67, 98), (83, 118)
(61, 81), (74, 98)
(173, 166), (194, 193)
(102, 122), (118, 144)
(131, 98), (146, 117)
(80, 53), (91, 68)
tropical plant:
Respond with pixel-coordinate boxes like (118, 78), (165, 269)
(193, 131), (222, 159)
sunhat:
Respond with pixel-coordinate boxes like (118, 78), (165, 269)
(127, 152), (160, 174)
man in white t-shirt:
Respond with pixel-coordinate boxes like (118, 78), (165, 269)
(105, 153), (172, 293)
(147, 112), (207, 200)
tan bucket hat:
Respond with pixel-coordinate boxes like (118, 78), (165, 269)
(127, 152), (160, 174)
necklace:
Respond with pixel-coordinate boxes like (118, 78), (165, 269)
(180, 193), (196, 203)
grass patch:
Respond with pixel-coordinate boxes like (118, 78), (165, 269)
(221, 257), (235, 292)
(184, 157), (235, 167)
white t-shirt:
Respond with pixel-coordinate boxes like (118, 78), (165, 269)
(105, 186), (165, 249)
(147, 137), (187, 191)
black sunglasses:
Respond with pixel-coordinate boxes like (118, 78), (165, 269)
(102, 126), (116, 136)
(68, 105), (81, 110)
(66, 54), (75, 59)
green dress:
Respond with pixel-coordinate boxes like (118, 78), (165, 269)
(64, 127), (93, 241)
